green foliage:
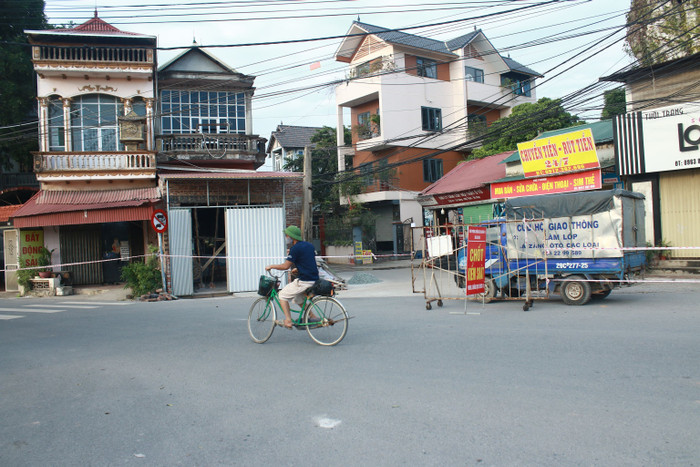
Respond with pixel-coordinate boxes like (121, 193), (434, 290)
(37, 246), (53, 270)
(323, 203), (378, 247)
(471, 98), (583, 159)
(601, 88), (627, 119)
(625, 0), (700, 65)
(17, 256), (38, 288)
(283, 126), (352, 215)
(0, 1), (47, 170)
(121, 246), (162, 296)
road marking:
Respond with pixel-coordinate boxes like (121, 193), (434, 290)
(0, 307), (64, 314)
(58, 301), (131, 306)
(25, 304), (98, 309)
(0, 314), (23, 320)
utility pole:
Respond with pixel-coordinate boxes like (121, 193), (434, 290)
(301, 145), (313, 241)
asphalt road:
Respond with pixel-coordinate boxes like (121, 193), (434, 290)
(1, 277), (699, 466)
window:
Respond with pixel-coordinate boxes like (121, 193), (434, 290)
(160, 90), (247, 135)
(360, 161), (374, 185)
(48, 97), (65, 151)
(501, 73), (532, 97)
(464, 66), (484, 83)
(416, 57), (437, 79)
(423, 158), (443, 183)
(421, 107), (442, 132)
(70, 94), (123, 151)
(357, 111), (371, 140)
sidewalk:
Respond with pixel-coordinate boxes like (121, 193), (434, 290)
(2, 259), (696, 302)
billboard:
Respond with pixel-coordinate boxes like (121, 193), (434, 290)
(517, 128), (600, 178)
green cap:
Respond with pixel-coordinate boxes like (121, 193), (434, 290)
(284, 225), (302, 241)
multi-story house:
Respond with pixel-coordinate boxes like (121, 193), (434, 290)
(334, 21), (540, 254)
(9, 13), (160, 289)
(154, 46), (303, 296)
(267, 124), (323, 172)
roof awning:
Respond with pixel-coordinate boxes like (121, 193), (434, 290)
(418, 152), (512, 208)
(11, 187), (161, 228)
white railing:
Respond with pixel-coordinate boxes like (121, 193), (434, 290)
(35, 152), (156, 172)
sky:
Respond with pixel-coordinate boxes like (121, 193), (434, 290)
(43, 0), (635, 170)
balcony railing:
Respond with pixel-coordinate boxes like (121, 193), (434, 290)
(0, 173), (38, 190)
(33, 45), (153, 65)
(157, 133), (266, 159)
(347, 55), (396, 80)
(34, 152), (156, 174)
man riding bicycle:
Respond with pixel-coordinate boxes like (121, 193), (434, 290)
(265, 225), (319, 329)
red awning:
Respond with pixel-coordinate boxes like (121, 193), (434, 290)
(420, 151), (513, 197)
(11, 187), (161, 228)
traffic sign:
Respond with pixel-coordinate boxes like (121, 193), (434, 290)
(151, 209), (168, 233)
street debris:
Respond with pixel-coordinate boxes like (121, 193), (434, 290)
(347, 272), (382, 285)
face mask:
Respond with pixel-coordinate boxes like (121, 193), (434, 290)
(286, 237), (293, 246)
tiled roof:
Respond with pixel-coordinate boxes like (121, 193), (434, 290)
(39, 12), (149, 37)
(354, 22), (456, 56)
(269, 125), (323, 151)
(445, 30), (480, 51)
(0, 205), (22, 223)
(502, 56), (542, 77)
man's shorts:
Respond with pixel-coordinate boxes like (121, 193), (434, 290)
(278, 278), (316, 305)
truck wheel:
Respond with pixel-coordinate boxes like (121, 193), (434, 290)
(475, 278), (496, 303)
(561, 276), (591, 306)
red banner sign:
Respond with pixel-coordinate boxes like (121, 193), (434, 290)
(490, 169), (601, 199)
(433, 186), (490, 206)
(466, 226), (486, 296)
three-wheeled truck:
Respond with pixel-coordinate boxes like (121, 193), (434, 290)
(456, 190), (647, 308)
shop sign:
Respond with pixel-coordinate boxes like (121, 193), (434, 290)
(465, 226), (486, 296)
(20, 229), (44, 268)
(490, 169), (601, 200)
(517, 128), (600, 178)
(433, 186), (490, 206)
(641, 107), (700, 173)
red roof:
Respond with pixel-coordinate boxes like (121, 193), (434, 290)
(42, 11), (149, 37)
(420, 151), (514, 196)
(0, 205), (22, 223)
(11, 187), (161, 228)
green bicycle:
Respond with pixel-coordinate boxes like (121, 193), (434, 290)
(247, 271), (349, 346)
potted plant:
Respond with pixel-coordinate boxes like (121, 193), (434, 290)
(37, 246), (54, 278)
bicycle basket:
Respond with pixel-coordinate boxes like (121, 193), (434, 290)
(258, 275), (276, 296)
(310, 279), (334, 297)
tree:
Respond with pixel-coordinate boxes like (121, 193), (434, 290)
(471, 97), (583, 159)
(601, 88), (627, 119)
(625, 0), (700, 65)
(284, 126), (352, 214)
(0, 0), (47, 171)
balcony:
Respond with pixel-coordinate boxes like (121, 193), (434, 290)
(32, 45), (153, 66)
(33, 152), (156, 180)
(156, 133), (267, 164)
(0, 173), (38, 191)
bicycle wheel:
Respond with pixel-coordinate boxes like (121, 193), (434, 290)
(248, 297), (276, 343)
(304, 297), (348, 346)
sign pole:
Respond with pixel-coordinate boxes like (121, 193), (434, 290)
(158, 232), (167, 293)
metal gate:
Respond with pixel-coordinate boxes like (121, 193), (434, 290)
(169, 209), (193, 296)
(226, 206), (285, 293)
(60, 225), (102, 285)
(3, 229), (19, 291)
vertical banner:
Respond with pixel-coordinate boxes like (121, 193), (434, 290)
(466, 226), (486, 296)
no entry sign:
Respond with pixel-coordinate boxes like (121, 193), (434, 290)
(151, 209), (168, 233)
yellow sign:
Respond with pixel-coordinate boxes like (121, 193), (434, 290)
(517, 129), (600, 178)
